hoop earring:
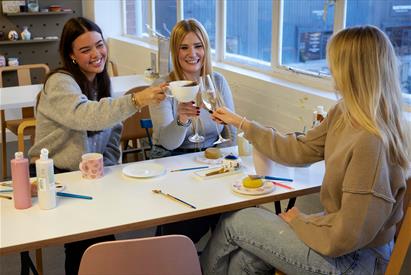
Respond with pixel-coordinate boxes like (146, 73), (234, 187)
(72, 59), (77, 64)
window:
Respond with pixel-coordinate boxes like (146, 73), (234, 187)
(155, 0), (176, 37)
(281, 0), (334, 75)
(345, 0), (411, 98)
(183, 0), (216, 49)
(226, 0), (272, 65)
(124, 0), (411, 98)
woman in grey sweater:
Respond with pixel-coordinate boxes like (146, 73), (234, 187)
(29, 18), (165, 171)
(149, 18), (236, 158)
(202, 26), (410, 274)
(28, 17), (165, 275)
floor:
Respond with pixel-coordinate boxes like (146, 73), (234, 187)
(0, 140), (322, 275)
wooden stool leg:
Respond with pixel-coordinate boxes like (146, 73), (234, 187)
(1, 133), (8, 180)
(35, 248), (43, 275)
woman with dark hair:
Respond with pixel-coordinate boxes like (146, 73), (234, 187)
(28, 17), (166, 274)
(29, 17), (165, 171)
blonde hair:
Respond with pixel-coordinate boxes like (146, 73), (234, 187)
(327, 25), (411, 169)
(169, 18), (212, 81)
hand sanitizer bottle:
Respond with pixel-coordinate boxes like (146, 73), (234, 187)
(11, 152), (32, 209)
(35, 148), (55, 186)
(37, 178), (56, 210)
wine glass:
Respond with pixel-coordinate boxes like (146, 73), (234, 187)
(188, 82), (205, 143)
(201, 74), (230, 145)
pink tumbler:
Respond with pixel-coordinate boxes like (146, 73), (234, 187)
(11, 152), (32, 209)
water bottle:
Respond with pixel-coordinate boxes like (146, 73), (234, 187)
(11, 152), (32, 209)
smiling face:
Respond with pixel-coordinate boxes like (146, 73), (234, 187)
(70, 31), (107, 81)
(177, 32), (204, 80)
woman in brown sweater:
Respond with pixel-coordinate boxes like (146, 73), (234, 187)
(201, 25), (410, 274)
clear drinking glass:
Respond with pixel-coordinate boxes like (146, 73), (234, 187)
(201, 74), (230, 145)
(188, 82), (205, 143)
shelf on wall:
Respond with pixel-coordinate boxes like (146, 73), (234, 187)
(0, 38), (59, 45)
(3, 11), (73, 16)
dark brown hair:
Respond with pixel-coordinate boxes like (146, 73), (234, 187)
(46, 17), (111, 100)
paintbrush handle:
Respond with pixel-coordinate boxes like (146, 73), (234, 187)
(265, 176), (293, 182)
(56, 192), (92, 200)
(165, 193), (196, 209)
(0, 194), (12, 200)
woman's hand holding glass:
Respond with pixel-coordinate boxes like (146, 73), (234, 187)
(201, 74), (230, 144)
(210, 107), (246, 129)
(177, 101), (199, 125)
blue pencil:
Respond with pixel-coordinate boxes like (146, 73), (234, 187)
(170, 166), (209, 172)
(56, 192), (93, 200)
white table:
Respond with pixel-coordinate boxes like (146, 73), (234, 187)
(0, 147), (324, 255)
(0, 74), (151, 111)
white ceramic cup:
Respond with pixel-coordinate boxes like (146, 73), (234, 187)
(168, 80), (199, 102)
(237, 132), (252, 156)
(79, 153), (104, 179)
(252, 147), (275, 176)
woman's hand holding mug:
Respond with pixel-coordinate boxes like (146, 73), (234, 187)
(133, 83), (167, 107)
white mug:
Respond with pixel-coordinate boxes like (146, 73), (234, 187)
(237, 132), (252, 156)
(252, 147), (275, 176)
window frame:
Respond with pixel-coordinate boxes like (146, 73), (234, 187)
(122, 0), (410, 102)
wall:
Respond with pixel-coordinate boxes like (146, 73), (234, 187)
(0, 0), (82, 73)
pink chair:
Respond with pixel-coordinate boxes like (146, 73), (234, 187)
(78, 235), (202, 275)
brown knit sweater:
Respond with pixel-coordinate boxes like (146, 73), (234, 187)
(243, 102), (406, 257)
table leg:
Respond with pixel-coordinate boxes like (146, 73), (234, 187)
(274, 201), (282, 214)
(286, 197), (296, 211)
(274, 197), (297, 215)
(20, 251), (39, 275)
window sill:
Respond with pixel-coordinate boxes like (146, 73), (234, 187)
(213, 61), (338, 102)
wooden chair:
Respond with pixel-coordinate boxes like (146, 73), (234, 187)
(107, 60), (119, 77)
(78, 235), (202, 275)
(121, 86), (153, 162)
(1, 64), (49, 180)
(385, 175), (411, 275)
(386, 202), (411, 275)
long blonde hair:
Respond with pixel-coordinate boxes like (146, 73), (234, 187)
(169, 18), (212, 81)
(328, 25), (410, 169)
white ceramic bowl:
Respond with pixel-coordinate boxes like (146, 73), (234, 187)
(168, 80), (199, 102)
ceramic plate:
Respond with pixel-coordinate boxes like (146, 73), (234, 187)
(231, 180), (274, 196)
(195, 155), (224, 164)
(195, 154), (241, 165)
(122, 163), (166, 178)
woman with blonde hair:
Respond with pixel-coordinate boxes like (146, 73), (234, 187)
(150, 18), (236, 246)
(201, 25), (410, 274)
(149, 18), (236, 158)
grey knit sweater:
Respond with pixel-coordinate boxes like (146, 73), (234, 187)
(29, 72), (137, 171)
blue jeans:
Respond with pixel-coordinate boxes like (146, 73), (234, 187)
(200, 207), (393, 275)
